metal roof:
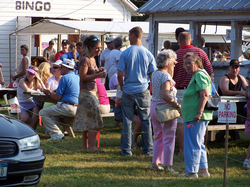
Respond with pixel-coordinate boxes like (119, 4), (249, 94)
(137, 0), (250, 14)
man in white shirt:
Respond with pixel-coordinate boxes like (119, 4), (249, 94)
(100, 37), (114, 89)
(107, 37), (123, 80)
(101, 37), (114, 69)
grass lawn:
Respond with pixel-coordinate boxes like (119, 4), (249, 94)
(0, 98), (249, 186)
(33, 117), (250, 187)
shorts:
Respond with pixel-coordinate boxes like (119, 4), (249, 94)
(176, 89), (186, 123)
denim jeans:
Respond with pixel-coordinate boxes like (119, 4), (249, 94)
(120, 89), (153, 155)
(184, 120), (209, 173)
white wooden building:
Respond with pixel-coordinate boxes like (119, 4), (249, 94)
(0, 0), (138, 84)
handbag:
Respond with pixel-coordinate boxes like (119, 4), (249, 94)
(205, 82), (220, 110)
(155, 73), (180, 123)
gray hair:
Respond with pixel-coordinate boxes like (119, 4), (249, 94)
(156, 49), (177, 69)
(113, 37), (122, 48)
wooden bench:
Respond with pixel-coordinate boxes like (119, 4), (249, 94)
(101, 112), (114, 117)
(58, 112), (116, 138)
(207, 124), (245, 141)
(57, 116), (75, 138)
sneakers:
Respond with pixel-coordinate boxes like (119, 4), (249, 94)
(198, 172), (210, 177)
(180, 173), (198, 178)
(243, 159), (250, 170)
(47, 134), (65, 141)
(150, 164), (164, 171)
(166, 168), (179, 174)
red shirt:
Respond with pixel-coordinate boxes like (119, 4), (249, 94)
(54, 51), (65, 62)
(173, 45), (213, 88)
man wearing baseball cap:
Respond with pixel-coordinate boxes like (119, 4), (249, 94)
(101, 37), (114, 68)
(218, 59), (247, 96)
(100, 37), (114, 89)
(54, 39), (69, 62)
(43, 40), (56, 61)
(217, 59), (248, 141)
(39, 59), (80, 140)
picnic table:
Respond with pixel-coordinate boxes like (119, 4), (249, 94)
(208, 95), (247, 141)
(0, 88), (17, 98)
(24, 89), (117, 104)
(23, 89), (118, 138)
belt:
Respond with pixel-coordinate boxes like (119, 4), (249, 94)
(63, 102), (78, 107)
(176, 87), (186, 89)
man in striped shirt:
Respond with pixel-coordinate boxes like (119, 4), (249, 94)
(173, 31), (213, 155)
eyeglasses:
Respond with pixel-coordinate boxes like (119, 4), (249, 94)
(53, 66), (59, 69)
(184, 61), (194, 66)
(92, 38), (100, 42)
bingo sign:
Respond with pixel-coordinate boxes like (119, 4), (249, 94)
(217, 102), (237, 123)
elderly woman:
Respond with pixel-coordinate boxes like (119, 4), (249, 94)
(12, 44), (31, 83)
(180, 52), (212, 178)
(73, 35), (106, 152)
(150, 49), (180, 173)
(17, 66), (46, 130)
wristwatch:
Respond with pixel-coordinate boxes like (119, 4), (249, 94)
(48, 92), (51, 96)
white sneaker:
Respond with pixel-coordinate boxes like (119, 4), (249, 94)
(243, 159), (250, 170)
(166, 168), (179, 174)
(47, 134), (65, 141)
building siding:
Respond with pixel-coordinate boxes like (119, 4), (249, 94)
(0, 0), (134, 84)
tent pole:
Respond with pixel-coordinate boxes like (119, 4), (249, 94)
(9, 34), (12, 83)
(79, 30), (81, 42)
(58, 34), (62, 52)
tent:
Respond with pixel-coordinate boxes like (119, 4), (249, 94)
(9, 19), (250, 75)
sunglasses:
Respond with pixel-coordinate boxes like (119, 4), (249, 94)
(53, 66), (60, 69)
(92, 38), (100, 42)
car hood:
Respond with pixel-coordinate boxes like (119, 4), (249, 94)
(0, 114), (36, 139)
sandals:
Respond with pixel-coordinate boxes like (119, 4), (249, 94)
(150, 164), (164, 171)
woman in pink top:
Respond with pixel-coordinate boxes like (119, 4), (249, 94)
(96, 78), (110, 114)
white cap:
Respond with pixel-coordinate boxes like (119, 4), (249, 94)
(52, 60), (62, 66)
(105, 37), (114, 43)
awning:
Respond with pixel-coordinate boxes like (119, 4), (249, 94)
(11, 19), (250, 37)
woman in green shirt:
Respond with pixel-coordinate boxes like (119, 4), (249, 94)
(180, 52), (212, 178)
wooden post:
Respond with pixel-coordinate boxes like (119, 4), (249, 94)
(223, 101), (230, 187)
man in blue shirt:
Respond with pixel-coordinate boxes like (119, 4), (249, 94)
(39, 59), (80, 140)
(117, 26), (157, 155)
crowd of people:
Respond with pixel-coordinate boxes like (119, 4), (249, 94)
(9, 26), (250, 177)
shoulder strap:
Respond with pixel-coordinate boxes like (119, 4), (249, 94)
(195, 70), (219, 96)
(224, 74), (230, 80)
(235, 74), (243, 91)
